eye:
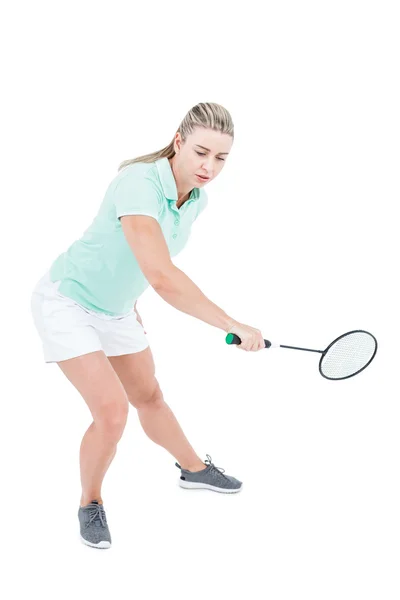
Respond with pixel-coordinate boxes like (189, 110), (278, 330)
(195, 151), (225, 161)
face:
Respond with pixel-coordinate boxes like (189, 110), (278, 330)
(172, 127), (233, 187)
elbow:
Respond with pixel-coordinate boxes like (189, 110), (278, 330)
(150, 267), (177, 293)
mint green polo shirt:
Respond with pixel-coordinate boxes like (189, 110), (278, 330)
(49, 157), (208, 315)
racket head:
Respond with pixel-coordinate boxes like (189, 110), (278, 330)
(319, 329), (378, 380)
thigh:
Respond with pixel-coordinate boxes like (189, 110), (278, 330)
(57, 350), (130, 423)
(107, 346), (160, 407)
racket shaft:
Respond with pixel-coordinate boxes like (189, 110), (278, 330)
(280, 344), (323, 353)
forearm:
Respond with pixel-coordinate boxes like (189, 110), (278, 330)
(153, 266), (235, 332)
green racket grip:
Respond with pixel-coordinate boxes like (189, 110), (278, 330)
(225, 333), (272, 348)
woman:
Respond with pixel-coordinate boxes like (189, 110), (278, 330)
(30, 102), (265, 549)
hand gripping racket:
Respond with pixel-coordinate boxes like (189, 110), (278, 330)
(225, 329), (377, 380)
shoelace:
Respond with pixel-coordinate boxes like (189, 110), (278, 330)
(85, 504), (108, 529)
(204, 454), (229, 481)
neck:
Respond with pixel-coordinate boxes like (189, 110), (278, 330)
(168, 157), (193, 206)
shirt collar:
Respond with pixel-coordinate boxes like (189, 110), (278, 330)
(155, 157), (200, 203)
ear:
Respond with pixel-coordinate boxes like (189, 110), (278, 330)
(174, 132), (182, 154)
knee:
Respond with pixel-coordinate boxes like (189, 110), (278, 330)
(128, 380), (163, 409)
(97, 401), (129, 439)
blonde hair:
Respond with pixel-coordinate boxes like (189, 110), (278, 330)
(117, 102), (234, 172)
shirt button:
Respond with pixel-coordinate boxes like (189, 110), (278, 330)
(174, 219), (179, 226)
(172, 233), (177, 239)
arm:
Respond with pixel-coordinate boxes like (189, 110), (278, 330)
(120, 215), (236, 332)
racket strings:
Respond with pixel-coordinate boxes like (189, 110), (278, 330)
(320, 332), (376, 379)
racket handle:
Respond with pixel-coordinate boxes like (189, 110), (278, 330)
(225, 333), (272, 348)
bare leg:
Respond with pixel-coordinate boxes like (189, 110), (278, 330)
(108, 349), (206, 472)
(56, 351), (129, 507)
(79, 422), (118, 506)
(136, 390), (205, 471)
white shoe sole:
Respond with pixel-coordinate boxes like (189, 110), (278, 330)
(179, 480), (242, 493)
(80, 535), (111, 549)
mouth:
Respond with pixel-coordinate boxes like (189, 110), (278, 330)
(195, 174), (209, 181)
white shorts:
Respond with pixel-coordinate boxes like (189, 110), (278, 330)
(30, 271), (149, 363)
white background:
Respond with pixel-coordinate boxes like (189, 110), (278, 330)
(1, 0), (399, 598)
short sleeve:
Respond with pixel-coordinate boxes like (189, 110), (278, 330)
(113, 173), (162, 221)
(194, 190), (208, 220)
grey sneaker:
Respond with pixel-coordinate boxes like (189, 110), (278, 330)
(176, 454), (243, 493)
(78, 500), (112, 549)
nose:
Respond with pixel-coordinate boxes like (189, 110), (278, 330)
(201, 158), (215, 176)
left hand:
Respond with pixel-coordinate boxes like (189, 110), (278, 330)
(134, 303), (147, 334)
